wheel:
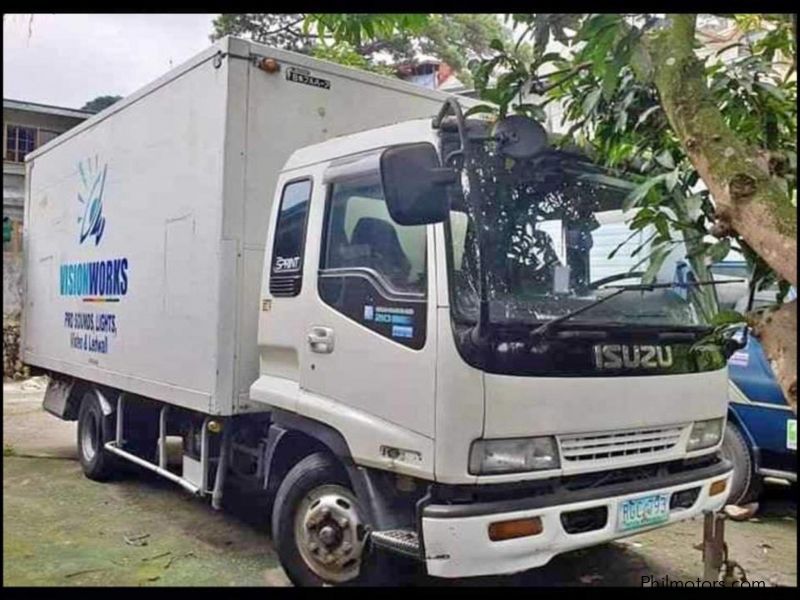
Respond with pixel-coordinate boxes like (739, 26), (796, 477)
(271, 452), (389, 586)
(720, 422), (762, 505)
(77, 390), (118, 481)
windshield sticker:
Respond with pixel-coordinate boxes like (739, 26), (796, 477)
(392, 325), (413, 339)
(286, 67), (331, 90)
(373, 306), (413, 322)
(729, 350), (749, 367)
(788, 420), (797, 451)
(375, 306), (414, 315)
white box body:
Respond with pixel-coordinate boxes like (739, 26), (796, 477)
(22, 37), (456, 415)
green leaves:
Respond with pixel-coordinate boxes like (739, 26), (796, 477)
(624, 174), (666, 211)
(513, 103), (547, 121)
(654, 149), (675, 170)
(601, 66), (619, 101)
(634, 105), (661, 129)
(582, 88), (602, 115)
(641, 246), (671, 284)
(707, 239), (731, 264)
(710, 309), (746, 327)
(468, 38), (535, 118)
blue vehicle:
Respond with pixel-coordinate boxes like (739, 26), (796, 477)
(708, 259), (796, 504)
(723, 333), (797, 504)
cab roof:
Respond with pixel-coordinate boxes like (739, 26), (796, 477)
(282, 117), (437, 172)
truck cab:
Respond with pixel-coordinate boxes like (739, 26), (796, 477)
(251, 106), (734, 583)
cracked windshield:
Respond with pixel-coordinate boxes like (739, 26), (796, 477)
(449, 149), (716, 328)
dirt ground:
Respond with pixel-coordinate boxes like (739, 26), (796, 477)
(3, 378), (797, 587)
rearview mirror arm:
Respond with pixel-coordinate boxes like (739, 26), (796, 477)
(434, 98), (492, 347)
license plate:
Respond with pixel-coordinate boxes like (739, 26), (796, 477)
(618, 493), (670, 532)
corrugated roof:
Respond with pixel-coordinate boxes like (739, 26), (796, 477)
(3, 98), (95, 120)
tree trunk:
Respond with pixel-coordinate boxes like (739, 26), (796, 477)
(751, 300), (797, 412)
(649, 14), (797, 411)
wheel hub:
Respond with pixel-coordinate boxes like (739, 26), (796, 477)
(295, 484), (366, 583)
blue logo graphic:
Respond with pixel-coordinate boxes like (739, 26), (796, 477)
(77, 157), (108, 246)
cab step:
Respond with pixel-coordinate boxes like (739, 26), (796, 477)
(370, 529), (421, 559)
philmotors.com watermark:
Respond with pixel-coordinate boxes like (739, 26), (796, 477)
(642, 574), (766, 587)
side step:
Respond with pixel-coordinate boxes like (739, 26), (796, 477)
(105, 440), (201, 495)
(370, 529), (421, 559)
(104, 393), (230, 508)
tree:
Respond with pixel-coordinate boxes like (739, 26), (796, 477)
(306, 13), (798, 411)
(211, 14), (529, 85)
(82, 95), (123, 113)
(211, 14), (311, 53)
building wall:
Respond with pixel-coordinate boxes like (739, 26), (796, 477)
(3, 252), (23, 317)
(3, 101), (91, 316)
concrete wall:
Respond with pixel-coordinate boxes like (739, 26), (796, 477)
(3, 252), (23, 317)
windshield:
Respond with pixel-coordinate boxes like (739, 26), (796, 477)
(447, 149), (716, 330)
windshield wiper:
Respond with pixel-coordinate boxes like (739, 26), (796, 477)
(529, 279), (745, 342)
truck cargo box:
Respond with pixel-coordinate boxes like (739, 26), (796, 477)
(22, 36), (459, 415)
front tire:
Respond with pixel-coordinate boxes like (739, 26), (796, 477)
(77, 390), (117, 481)
(271, 452), (387, 586)
(720, 421), (762, 505)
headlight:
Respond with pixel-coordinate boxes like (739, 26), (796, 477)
(469, 437), (560, 475)
(687, 418), (724, 451)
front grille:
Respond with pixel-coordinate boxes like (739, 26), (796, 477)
(559, 425), (685, 464)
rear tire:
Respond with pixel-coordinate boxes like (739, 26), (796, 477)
(271, 452), (391, 586)
(720, 422), (762, 505)
(77, 391), (118, 481)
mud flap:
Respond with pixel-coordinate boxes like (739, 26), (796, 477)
(42, 376), (76, 419)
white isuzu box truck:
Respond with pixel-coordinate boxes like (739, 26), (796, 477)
(24, 36), (735, 585)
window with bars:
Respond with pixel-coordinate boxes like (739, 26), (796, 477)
(5, 125), (38, 162)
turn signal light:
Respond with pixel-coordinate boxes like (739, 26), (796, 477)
(709, 479), (728, 497)
(488, 517), (543, 541)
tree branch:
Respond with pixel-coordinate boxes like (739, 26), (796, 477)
(530, 61), (592, 94)
(261, 17), (306, 38)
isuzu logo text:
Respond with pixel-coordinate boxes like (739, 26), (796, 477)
(593, 344), (673, 370)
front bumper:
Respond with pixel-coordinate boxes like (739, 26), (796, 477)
(421, 458), (732, 578)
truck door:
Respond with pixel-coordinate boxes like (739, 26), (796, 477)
(299, 166), (437, 440)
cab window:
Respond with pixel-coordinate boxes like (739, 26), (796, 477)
(269, 179), (312, 297)
(318, 176), (427, 349)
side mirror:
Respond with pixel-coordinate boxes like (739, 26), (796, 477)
(380, 143), (456, 226)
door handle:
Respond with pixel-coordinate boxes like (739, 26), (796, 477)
(308, 326), (335, 354)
